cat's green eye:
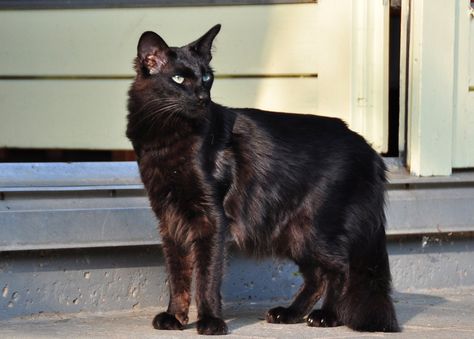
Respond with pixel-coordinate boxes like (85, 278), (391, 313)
(172, 75), (185, 84)
(202, 74), (212, 82)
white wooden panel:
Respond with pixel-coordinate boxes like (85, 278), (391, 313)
(470, 11), (474, 86)
(453, 93), (474, 169)
(0, 78), (337, 150)
(407, 0), (455, 176)
(452, 1), (474, 168)
(0, 3), (340, 76)
(350, 0), (389, 153)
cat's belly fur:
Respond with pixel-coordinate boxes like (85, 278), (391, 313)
(214, 147), (321, 258)
(222, 177), (319, 259)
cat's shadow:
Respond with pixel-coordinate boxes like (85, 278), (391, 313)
(224, 304), (270, 332)
(391, 291), (447, 329)
(212, 291), (447, 333)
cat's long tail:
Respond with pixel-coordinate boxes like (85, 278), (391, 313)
(337, 227), (400, 332)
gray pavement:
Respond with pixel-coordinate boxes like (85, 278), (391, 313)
(1, 287), (473, 338)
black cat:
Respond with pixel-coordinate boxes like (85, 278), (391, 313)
(126, 24), (399, 335)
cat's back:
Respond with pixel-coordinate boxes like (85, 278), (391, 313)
(230, 107), (368, 155)
(224, 106), (384, 185)
(234, 108), (347, 134)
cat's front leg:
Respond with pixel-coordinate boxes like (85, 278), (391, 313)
(193, 229), (228, 335)
(153, 236), (193, 331)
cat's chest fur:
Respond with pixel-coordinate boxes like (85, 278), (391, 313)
(139, 138), (199, 187)
(136, 130), (218, 241)
(134, 116), (256, 246)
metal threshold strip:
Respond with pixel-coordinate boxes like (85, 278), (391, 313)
(1, 161), (474, 251)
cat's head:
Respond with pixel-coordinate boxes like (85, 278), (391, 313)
(131, 24), (221, 119)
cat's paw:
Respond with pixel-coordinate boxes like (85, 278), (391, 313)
(196, 316), (228, 335)
(152, 312), (184, 330)
(266, 306), (303, 324)
(306, 309), (341, 327)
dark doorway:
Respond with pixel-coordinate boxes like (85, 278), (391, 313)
(384, 0), (402, 157)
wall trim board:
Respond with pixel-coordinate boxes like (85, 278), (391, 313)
(0, 0), (316, 10)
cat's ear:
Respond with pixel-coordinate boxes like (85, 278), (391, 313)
(187, 24), (221, 63)
(137, 31), (170, 75)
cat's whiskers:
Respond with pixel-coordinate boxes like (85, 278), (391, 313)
(133, 97), (212, 131)
(131, 99), (183, 130)
(133, 98), (180, 122)
(150, 103), (183, 129)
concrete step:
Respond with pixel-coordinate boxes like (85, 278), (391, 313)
(1, 237), (473, 321)
(1, 288), (473, 338)
(1, 162), (473, 321)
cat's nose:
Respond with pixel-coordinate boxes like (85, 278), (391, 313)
(197, 92), (210, 106)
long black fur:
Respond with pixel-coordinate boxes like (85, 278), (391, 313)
(126, 24), (399, 335)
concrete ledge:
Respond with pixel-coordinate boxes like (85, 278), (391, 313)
(0, 239), (473, 320)
(1, 162), (474, 251)
(0, 162), (141, 188)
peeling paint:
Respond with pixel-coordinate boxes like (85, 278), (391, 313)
(2, 285), (8, 298)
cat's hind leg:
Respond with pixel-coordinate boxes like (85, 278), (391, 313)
(308, 232), (399, 332)
(266, 264), (325, 324)
(307, 272), (344, 328)
(335, 244), (399, 332)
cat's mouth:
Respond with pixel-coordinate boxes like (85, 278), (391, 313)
(182, 100), (211, 118)
(185, 106), (210, 119)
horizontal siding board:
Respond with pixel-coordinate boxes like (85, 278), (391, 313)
(0, 80), (133, 150)
(0, 3), (345, 76)
(213, 77), (343, 115)
(0, 77), (351, 150)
